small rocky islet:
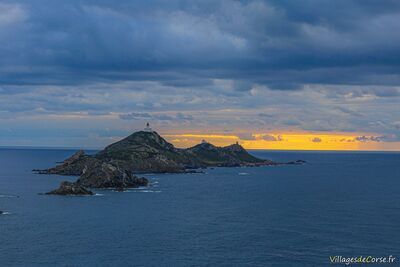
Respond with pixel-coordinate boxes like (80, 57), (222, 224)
(45, 181), (94, 196)
(35, 128), (305, 195)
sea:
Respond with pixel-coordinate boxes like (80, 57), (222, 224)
(0, 148), (399, 266)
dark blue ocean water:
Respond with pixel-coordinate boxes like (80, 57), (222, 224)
(0, 149), (399, 266)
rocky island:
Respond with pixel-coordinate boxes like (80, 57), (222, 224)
(45, 181), (94, 196)
(36, 128), (302, 195)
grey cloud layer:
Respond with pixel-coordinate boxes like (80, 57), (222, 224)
(119, 112), (194, 121)
(0, 0), (399, 146)
(1, 0), (400, 88)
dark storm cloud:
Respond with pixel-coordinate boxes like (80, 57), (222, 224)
(1, 0), (400, 90)
(1, 0), (400, 147)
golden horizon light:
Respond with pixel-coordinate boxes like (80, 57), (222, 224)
(164, 132), (400, 151)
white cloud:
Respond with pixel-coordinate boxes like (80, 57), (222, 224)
(0, 3), (26, 26)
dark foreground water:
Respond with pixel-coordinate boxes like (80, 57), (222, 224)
(0, 149), (399, 266)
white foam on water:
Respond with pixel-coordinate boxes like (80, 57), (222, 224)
(94, 193), (104, 196)
(130, 187), (149, 190)
(0, 195), (18, 198)
(1, 212), (11, 215)
(107, 186), (162, 193)
(238, 172), (250, 175)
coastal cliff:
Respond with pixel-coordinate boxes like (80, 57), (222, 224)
(37, 130), (283, 194)
(40, 131), (276, 175)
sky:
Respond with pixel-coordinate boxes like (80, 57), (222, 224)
(0, 0), (399, 151)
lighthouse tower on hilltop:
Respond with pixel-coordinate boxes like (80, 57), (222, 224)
(144, 122), (153, 132)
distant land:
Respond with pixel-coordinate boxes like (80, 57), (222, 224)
(35, 129), (305, 195)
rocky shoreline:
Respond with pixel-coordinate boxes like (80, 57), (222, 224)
(46, 181), (94, 196)
(35, 130), (305, 195)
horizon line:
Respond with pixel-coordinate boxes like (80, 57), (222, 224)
(1, 145), (399, 153)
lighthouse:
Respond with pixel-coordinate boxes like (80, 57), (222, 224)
(144, 122), (153, 132)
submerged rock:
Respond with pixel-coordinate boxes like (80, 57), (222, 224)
(46, 181), (94, 196)
(287, 160), (307, 165)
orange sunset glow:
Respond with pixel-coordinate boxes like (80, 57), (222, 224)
(164, 132), (400, 151)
